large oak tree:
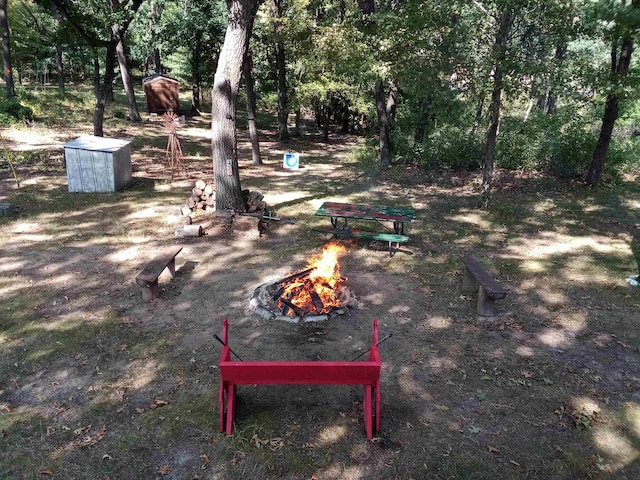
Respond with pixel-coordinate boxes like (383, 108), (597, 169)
(211, 0), (261, 211)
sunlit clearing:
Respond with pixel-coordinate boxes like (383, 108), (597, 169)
(126, 207), (159, 219)
(510, 232), (621, 258)
(27, 317), (83, 333)
(315, 464), (364, 480)
(555, 313), (587, 332)
(264, 191), (307, 206)
(537, 328), (574, 348)
(0, 258), (26, 273)
(593, 425), (639, 468)
(447, 210), (494, 229)
(109, 246), (145, 262)
(520, 279), (567, 305)
(179, 126), (211, 139)
(27, 347), (56, 361)
(532, 198), (557, 212)
(389, 305), (411, 314)
(123, 359), (163, 390)
(515, 346), (535, 357)
(3, 128), (63, 151)
(624, 403), (640, 438)
(521, 260), (546, 273)
(426, 316), (451, 330)
(316, 424), (347, 446)
(363, 291), (385, 305)
(398, 366), (434, 400)
(427, 355), (457, 374)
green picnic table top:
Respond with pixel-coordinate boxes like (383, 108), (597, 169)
(314, 202), (415, 222)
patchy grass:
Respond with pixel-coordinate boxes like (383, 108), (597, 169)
(1, 87), (639, 479)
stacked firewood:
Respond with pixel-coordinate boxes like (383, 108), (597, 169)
(243, 190), (267, 213)
(182, 179), (215, 216)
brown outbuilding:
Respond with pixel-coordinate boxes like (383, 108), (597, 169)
(143, 74), (180, 114)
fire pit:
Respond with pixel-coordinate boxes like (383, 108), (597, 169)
(251, 243), (352, 323)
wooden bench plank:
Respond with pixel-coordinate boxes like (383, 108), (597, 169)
(462, 256), (509, 316)
(315, 202), (415, 222)
(135, 246), (183, 300)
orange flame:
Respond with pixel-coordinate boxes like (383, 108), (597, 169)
(279, 242), (347, 314)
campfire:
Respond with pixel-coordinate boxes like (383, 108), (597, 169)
(251, 243), (351, 323)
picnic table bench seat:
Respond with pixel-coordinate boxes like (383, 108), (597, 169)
(312, 226), (409, 255)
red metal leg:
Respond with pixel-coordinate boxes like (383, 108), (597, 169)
(225, 385), (236, 435)
(218, 381), (225, 432)
(375, 381), (381, 432)
(364, 385), (373, 439)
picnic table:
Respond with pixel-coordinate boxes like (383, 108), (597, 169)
(313, 202), (415, 255)
(314, 201), (415, 234)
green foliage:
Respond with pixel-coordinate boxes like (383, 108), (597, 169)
(424, 125), (484, 171)
(0, 97), (33, 126)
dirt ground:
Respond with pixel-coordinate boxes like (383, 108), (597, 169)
(1, 112), (640, 479)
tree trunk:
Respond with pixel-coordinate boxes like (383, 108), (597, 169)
(191, 31), (202, 112)
(243, 50), (262, 165)
(114, 27), (141, 122)
(211, 0), (259, 211)
(154, 49), (162, 75)
(587, 34), (634, 187)
(323, 104), (329, 142)
(0, 0), (15, 97)
(414, 94), (433, 144)
(93, 41), (117, 137)
(375, 79), (391, 167)
(480, 9), (513, 210)
(293, 108), (301, 136)
(273, 0), (289, 141)
(56, 43), (65, 93)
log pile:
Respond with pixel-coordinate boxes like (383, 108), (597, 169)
(182, 179), (215, 216)
(243, 190), (267, 214)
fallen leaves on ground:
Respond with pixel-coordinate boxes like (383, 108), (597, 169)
(158, 465), (172, 475)
(149, 399), (170, 409)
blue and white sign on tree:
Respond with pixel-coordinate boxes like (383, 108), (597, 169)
(283, 153), (300, 169)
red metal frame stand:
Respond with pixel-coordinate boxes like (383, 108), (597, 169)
(218, 319), (382, 438)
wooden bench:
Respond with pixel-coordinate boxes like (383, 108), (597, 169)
(313, 226), (409, 255)
(462, 255), (509, 316)
(218, 318), (382, 439)
(135, 246), (183, 300)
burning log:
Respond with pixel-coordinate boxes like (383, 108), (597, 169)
(279, 298), (307, 317)
(306, 280), (324, 313)
(276, 267), (315, 286)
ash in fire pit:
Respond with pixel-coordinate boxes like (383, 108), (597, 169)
(251, 243), (352, 323)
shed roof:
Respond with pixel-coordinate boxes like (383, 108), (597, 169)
(143, 74), (179, 85)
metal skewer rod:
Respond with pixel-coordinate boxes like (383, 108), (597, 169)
(351, 333), (393, 361)
(214, 334), (243, 361)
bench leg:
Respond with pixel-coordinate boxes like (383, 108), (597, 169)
(363, 385), (373, 439)
(462, 267), (478, 294)
(167, 258), (176, 278)
(476, 285), (496, 316)
(141, 281), (160, 301)
(219, 381), (225, 433)
(225, 384), (236, 435)
(375, 381), (381, 433)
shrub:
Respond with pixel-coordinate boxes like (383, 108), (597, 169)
(0, 97), (33, 126)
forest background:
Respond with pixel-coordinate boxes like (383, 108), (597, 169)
(1, 0), (640, 201)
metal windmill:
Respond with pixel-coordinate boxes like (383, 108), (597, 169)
(163, 111), (185, 179)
